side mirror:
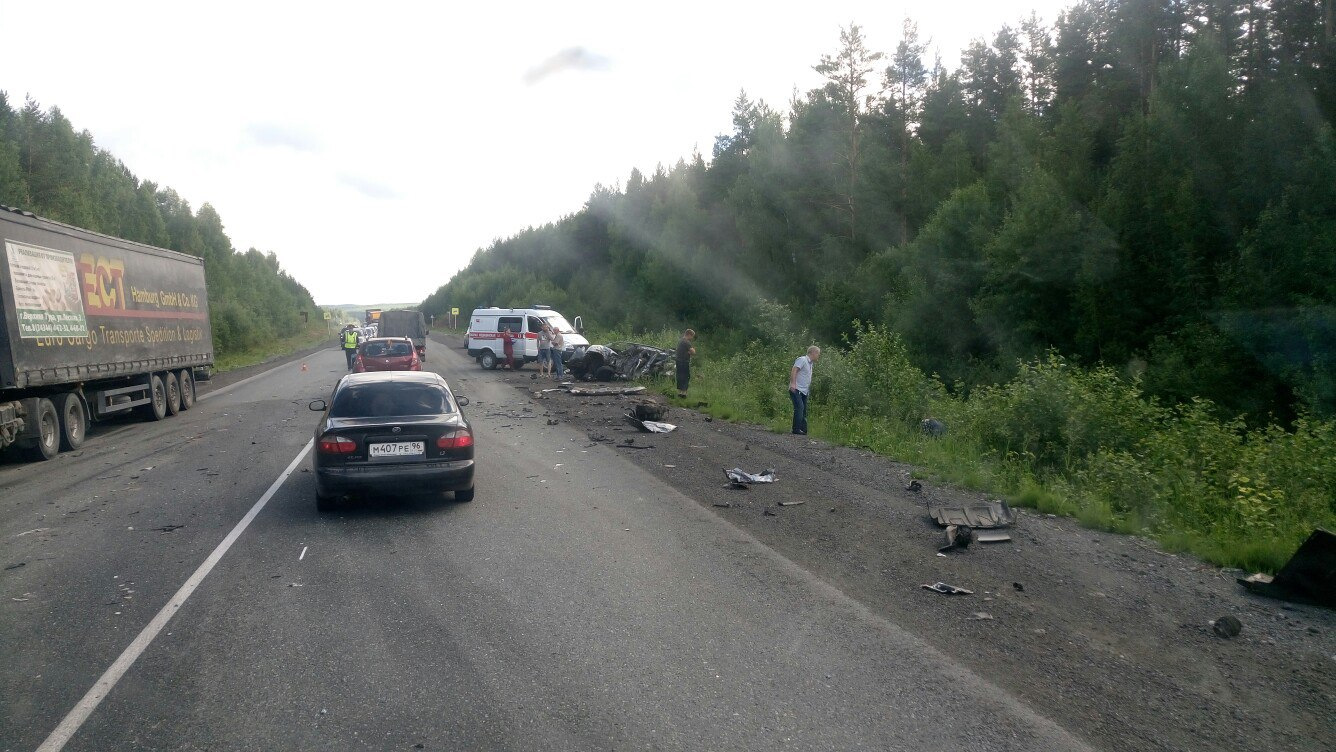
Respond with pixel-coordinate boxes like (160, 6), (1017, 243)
(455, 395), (470, 407)
(308, 399), (328, 412)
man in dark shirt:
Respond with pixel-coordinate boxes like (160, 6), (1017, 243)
(675, 328), (696, 398)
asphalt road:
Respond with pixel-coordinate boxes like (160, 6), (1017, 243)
(2, 344), (1093, 751)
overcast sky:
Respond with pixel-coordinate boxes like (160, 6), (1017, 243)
(0, 0), (1075, 305)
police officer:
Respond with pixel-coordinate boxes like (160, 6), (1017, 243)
(341, 324), (360, 369)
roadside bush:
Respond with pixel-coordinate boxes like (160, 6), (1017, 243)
(818, 322), (943, 427)
(959, 352), (1160, 472)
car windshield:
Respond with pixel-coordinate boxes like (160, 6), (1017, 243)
(541, 314), (575, 333)
(330, 382), (452, 418)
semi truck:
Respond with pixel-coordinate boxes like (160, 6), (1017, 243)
(0, 206), (214, 461)
(376, 309), (428, 360)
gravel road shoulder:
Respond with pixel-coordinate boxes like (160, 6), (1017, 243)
(482, 363), (1335, 752)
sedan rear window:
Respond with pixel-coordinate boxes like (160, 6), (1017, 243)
(330, 383), (454, 418)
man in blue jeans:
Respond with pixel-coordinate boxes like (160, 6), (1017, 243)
(788, 345), (821, 435)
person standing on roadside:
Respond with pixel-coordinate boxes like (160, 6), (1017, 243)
(341, 324), (361, 370)
(550, 325), (566, 380)
(788, 345), (821, 435)
(537, 323), (552, 377)
(501, 326), (516, 370)
(675, 328), (696, 398)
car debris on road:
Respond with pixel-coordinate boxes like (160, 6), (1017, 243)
(725, 468), (777, 485)
(927, 498), (1017, 549)
(921, 582), (973, 595)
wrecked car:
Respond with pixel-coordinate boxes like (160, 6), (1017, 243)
(567, 341), (675, 382)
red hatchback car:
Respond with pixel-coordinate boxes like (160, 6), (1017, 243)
(353, 337), (421, 372)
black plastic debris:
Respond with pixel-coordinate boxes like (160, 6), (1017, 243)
(921, 582), (973, 595)
(939, 524), (974, 552)
(1237, 528), (1336, 609)
(920, 418), (947, 437)
(1212, 615), (1243, 638)
(624, 410), (676, 434)
(906, 480), (923, 493)
(763, 508), (778, 516)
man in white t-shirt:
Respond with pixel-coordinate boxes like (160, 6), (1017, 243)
(788, 345), (821, 435)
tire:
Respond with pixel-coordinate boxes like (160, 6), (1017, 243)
(479, 350), (497, 370)
(141, 374), (168, 421)
(595, 366), (615, 382)
(164, 372), (181, 416)
(178, 369), (195, 410)
(21, 398), (59, 461)
(58, 393), (87, 451)
(454, 486), (475, 502)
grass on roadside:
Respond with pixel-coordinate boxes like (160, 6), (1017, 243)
(631, 322), (1334, 575)
(212, 321), (334, 373)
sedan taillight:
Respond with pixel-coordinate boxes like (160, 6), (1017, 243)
(436, 430), (474, 449)
(318, 435), (357, 454)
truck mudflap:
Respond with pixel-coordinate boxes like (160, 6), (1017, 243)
(0, 401), (22, 448)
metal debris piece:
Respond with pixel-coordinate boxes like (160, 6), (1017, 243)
(763, 508), (778, 516)
(725, 468), (777, 485)
(921, 582), (973, 595)
(1212, 615), (1243, 638)
(777, 500), (806, 507)
(1237, 529), (1336, 609)
(712, 501), (731, 508)
(975, 529), (1013, 543)
(927, 499), (1016, 529)
(567, 385), (647, 397)
(969, 612), (994, 620)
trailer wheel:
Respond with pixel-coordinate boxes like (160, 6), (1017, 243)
(21, 398), (59, 461)
(479, 350), (498, 370)
(58, 393), (87, 451)
(178, 369), (195, 410)
(164, 372), (182, 416)
(141, 374), (168, 421)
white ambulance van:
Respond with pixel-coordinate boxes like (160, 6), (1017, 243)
(466, 306), (587, 370)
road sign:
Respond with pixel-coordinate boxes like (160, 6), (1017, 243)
(451, 307), (459, 315)
(322, 311), (331, 320)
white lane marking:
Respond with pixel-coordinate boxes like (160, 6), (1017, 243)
(299, 546), (308, 561)
(35, 439), (315, 752)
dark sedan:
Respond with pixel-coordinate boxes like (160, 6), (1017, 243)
(309, 371), (474, 510)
